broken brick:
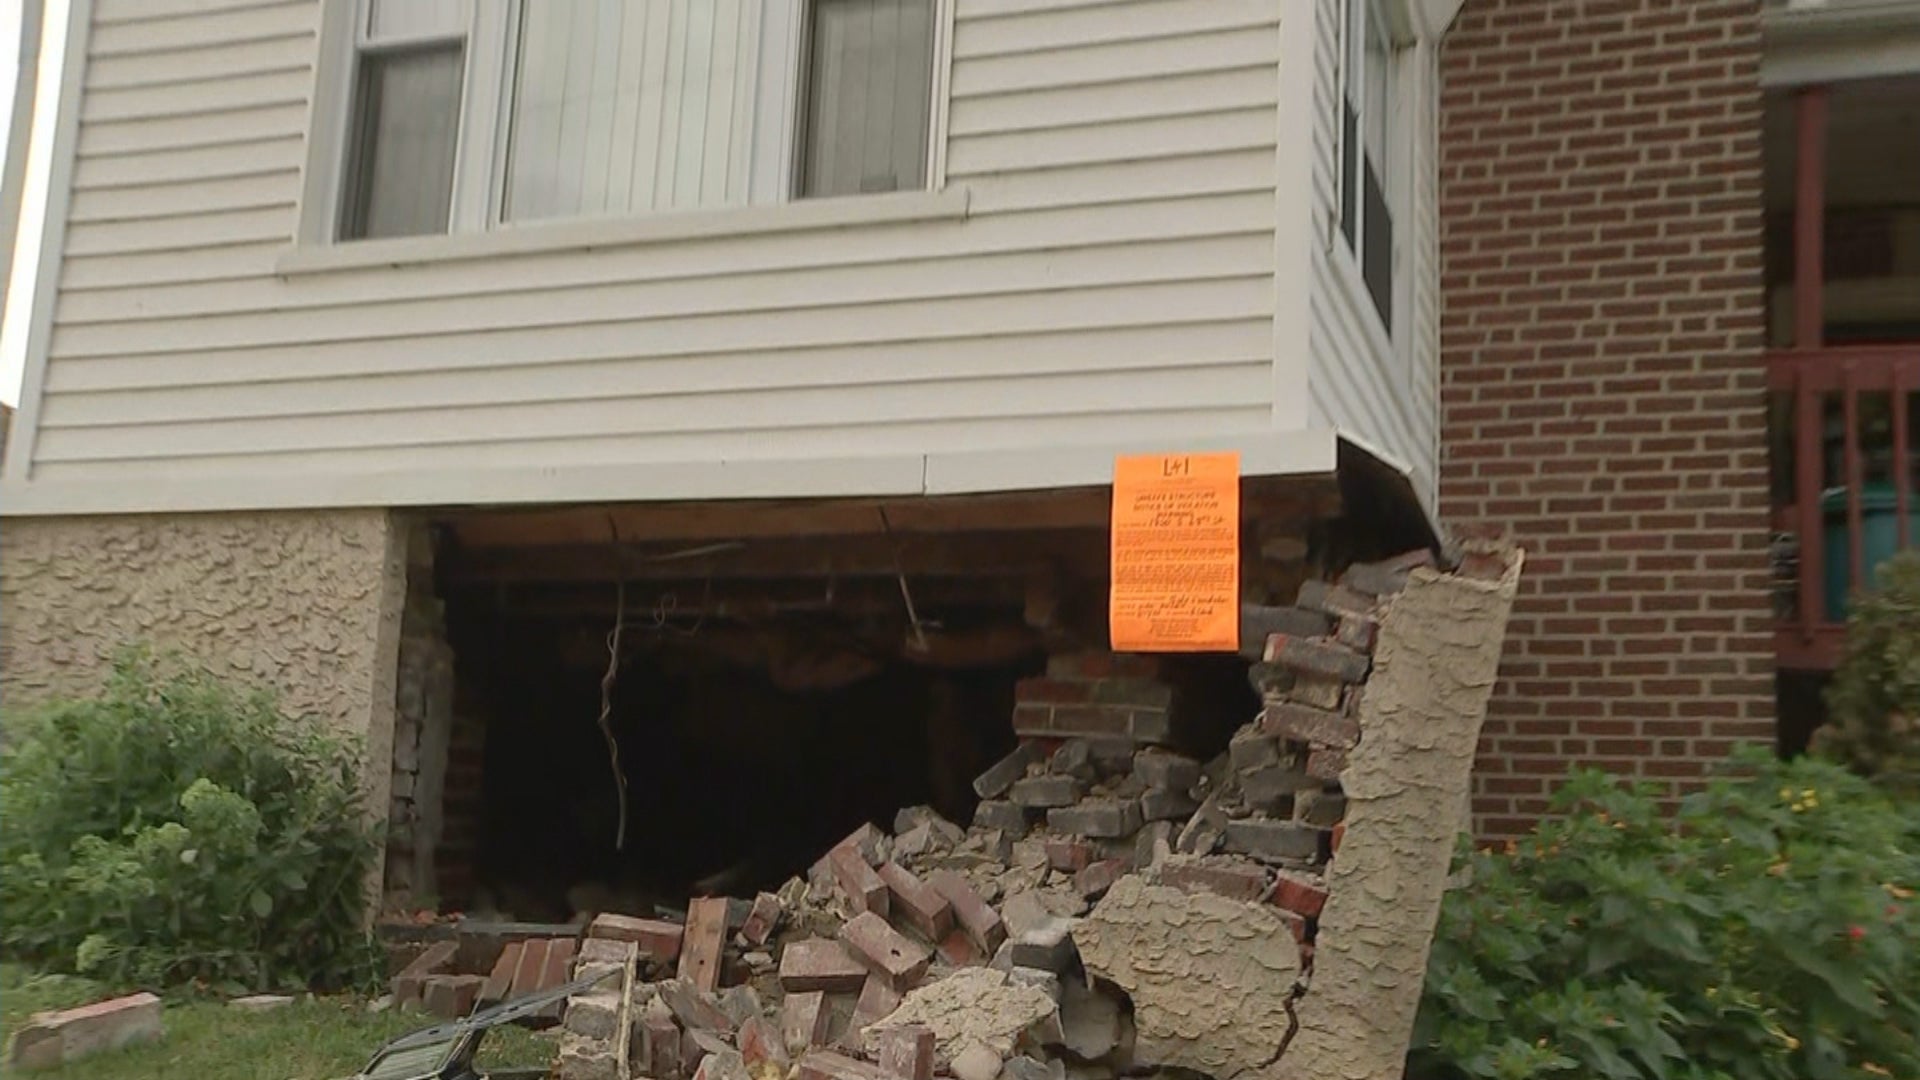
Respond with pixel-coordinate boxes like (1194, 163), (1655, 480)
(1295, 578), (1377, 618)
(421, 974), (485, 1019)
(1008, 775), (1082, 809)
(1225, 819), (1327, 864)
(739, 892), (783, 948)
(1263, 635), (1370, 682)
(936, 928), (983, 966)
(972, 742), (1043, 800)
(1043, 836), (1094, 873)
(972, 799), (1030, 834)
(508, 939), (550, 999)
(1239, 603), (1334, 656)
(1269, 872), (1329, 920)
(1132, 750), (1201, 793)
(536, 939), (578, 1019)
(1009, 918), (1076, 973)
(1229, 729), (1281, 772)
(1073, 859), (1127, 901)
(1287, 672), (1347, 711)
(845, 974), (903, 1042)
(660, 978), (737, 1034)
(1334, 611), (1380, 653)
(1306, 747), (1349, 781)
(1047, 798), (1141, 839)
(5, 993), (163, 1072)
(798, 1050), (893, 1080)
(479, 941), (521, 1006)
(1263, 702), (1360, 749)
(642, 1007), (682, 1079)
(927, 869), (1007, 953)
(877, 862), (954, 942)
(779, 939), (869, 993)
(838, 911), (932, 990)
(781, 990), (831, 1054)
(679, 897), (730, 993)
(393, 940), (458, 1006)
(829, 844), (890, 917)
(1139, 787), (1198, 822)
(738, 1015), (789, 1069)
(589, 912), (684, 964)
(877, 1025), (936, 1080)
(1155, 859), (1271, 902)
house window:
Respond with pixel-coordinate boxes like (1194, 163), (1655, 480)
(330, 0), (940, 241)
(338, 3), (468, 240)
(1339, 0), (1396, 334)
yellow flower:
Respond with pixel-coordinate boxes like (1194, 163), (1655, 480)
(1801, 788), (1817, 799)
(1780, 787), (1794, 801)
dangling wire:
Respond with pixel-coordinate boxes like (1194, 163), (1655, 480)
(599, 518), (631, 852)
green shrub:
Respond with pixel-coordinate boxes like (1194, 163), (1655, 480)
(0, 651), (382, 993)
(1818, 549), (1920, 796)
(1411, 749), (1920, 1080)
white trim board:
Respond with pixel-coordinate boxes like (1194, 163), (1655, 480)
(2, 0), (92, 484)
(0, 428), (1344, 516)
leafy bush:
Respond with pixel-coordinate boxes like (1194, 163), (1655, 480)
(0, 652), (382, 993)
(1411, 749), (1920, 1080)
(1818, 549), (1920, 796)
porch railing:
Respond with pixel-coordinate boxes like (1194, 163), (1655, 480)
(1769, 345), (1920, 669)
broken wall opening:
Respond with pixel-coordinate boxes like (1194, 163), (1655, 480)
(382, 477), (1349, 924)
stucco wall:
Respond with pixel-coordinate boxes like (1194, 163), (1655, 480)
(0, 509), (407, 819)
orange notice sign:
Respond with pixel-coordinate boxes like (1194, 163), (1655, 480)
(1109, 452), (1241, 653)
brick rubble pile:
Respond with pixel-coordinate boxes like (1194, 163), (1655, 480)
(396, 549), (1450, 1080)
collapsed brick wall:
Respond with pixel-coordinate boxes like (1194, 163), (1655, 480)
(1437, 0), (1775, 836)
(424, 544), (1521, 1080)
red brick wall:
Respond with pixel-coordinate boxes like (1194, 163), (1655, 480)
(1437, 0), (1775, 837)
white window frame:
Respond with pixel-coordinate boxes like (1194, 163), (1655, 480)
(298, 0), (949, 249)
(1332, 0), (1410, 346)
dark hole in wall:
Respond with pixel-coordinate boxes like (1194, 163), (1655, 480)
(443, 591), (1031, 922)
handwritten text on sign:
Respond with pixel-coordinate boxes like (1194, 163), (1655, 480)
(1109, 452), (1241, 653)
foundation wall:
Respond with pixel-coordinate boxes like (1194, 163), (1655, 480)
(0, 509), (408, 823)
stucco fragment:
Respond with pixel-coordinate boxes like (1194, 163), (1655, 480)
(863, 968), (1058, 1064)
(1274, 544), (1523, 1080)
(1072, 874), (1300, 1078)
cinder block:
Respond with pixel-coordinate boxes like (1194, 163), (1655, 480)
(1047, 799), (1142, 839)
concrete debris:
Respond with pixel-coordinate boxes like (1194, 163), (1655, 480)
(227, 994), (294, 1012)
(1072, 875), (1301, 1079)
(863, 968), (1058, 1062)
(951, 1041), (1005, 1080)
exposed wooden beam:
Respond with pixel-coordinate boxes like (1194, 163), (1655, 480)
(435, 477), (1337, 551)
(440, 529), (1113, 585)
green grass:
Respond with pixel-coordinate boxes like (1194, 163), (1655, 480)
(0, 965), (557, 1079)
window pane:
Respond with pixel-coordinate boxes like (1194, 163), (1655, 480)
(340, 46), (464, 241)
(801, 0), (936, 199)
(368, 0), (465, 43)
(1362, 157), (1392, 333)
(504, 0), (760, 222)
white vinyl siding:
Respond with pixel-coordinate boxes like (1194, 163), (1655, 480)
(1306, 0), (1438, 510)
(15, 0), (1304, 507)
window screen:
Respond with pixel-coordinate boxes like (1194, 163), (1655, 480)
(800, 0), (936, 199)
(339, 45), (464, 240)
